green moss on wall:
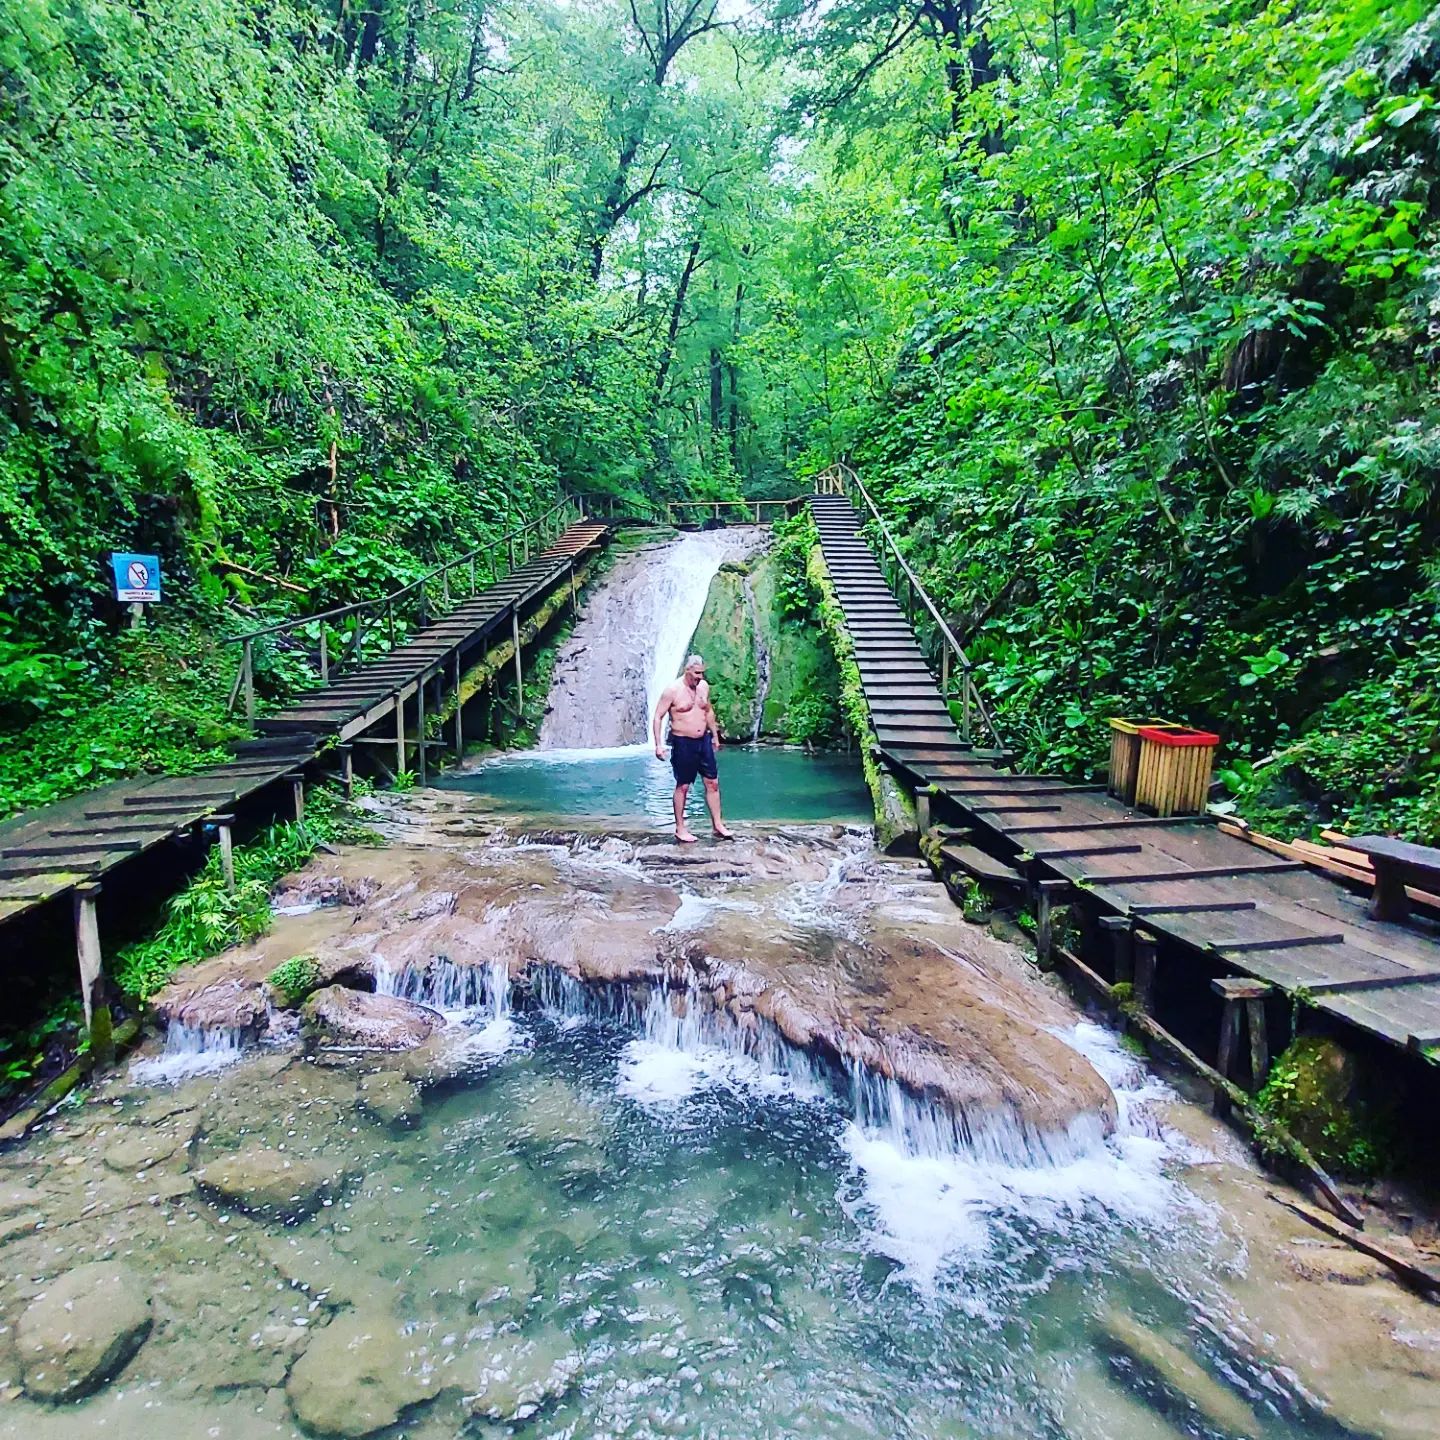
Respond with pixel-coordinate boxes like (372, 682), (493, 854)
(690, 562), (758, 738)
(1256, 1034), (1399, 1178)
(752, 549), (842, 745)
(690, 523), (843, 746)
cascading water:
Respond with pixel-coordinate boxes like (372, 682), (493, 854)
(129, 1021), (253, 1084)
(376, 955), (512, 1020)
(538, 528), (759, 749)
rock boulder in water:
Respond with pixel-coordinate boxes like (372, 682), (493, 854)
(194, 1147), (355, 1221)
(357, 1070), (422, 1129)
(151, 974), (269, 1037)
(18, 1262), (152, 1401)
(286, 1311), (440, 1437)
(302, 986), (442, 1050)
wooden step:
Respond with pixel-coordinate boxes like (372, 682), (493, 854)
(939, 844), (1025, 888)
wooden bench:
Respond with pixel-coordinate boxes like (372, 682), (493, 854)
(1347, 836), (1440, 923)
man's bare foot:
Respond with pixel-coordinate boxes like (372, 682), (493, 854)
(713, 824), (734, 839)
(675, 829), (698, 844)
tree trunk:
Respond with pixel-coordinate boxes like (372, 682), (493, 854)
(654, 236), (703, 404)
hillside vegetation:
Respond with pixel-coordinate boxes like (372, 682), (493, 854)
(3, 1), (1438, 838)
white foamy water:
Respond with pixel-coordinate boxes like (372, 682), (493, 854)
(612, 980), (827, 1113)
(130, 1023), (251, 1084)
(840, 1021), (1204, 1294)
(655, 890), (760, 934)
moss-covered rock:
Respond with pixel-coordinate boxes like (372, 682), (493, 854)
(1256, 1034), (1398, 1177)
(690, 561), (758, 738)
(268, 954), (323, 1008)
(689, 540), (842, 745)
(751, 548), (841, 744)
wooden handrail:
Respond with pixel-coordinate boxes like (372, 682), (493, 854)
(226, 493), (585, 723)
(814, 463), (1005, 752)
(569, 492), (806, 527)
(225, 495), (581, 645)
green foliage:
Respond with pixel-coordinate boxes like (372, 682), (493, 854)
(0, 0), (795, 802)
(3, 0), (1436, 849)
(760, 0), (1440, 841)
(1256, 1035), (1399, 1178)
(0, 999), (80, 1092)
(267, 954), (322, 1009)
(0, 622), (243, 816)
(110, 784), (367, 1000)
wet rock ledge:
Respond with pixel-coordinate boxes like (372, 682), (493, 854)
(150, 827), (1116, 1145)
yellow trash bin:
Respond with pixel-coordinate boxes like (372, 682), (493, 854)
(1107, 717), (1182, 805)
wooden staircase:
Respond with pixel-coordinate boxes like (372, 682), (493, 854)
(809, 493), (1009, 796)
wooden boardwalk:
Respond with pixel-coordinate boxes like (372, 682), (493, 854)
(0, 519), (607, 938)
(811, 493), (1440, 1058)
(256, 522), (606, 743)
(0, 735), (315, 927)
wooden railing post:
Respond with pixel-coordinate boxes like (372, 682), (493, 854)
(511, 609), (523, 705)
(73, 882), (112, 1065)
(452, 652), (463, 756)
(212, 813), (236, 891)
(469, 555), (477, 596)
(318, 626), (329, 684)
(242, 638), (256, 727)
(386, 599), (395, 650)
(1036, 879), (1070, 971)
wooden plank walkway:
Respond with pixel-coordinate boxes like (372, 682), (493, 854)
(0, 520), (608, 936)
(811, 492), (1440, 1057)
(0, 734), (315, 926)
(256, 522), (607, 739)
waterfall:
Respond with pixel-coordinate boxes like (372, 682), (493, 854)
(539, 529), (758, 750)
(376, 956), (512, 1021)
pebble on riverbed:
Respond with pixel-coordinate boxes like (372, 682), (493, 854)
(193, 1146), (358, 1222)
(285, 1310), (441, 1438)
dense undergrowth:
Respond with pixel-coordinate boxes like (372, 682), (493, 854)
(778, 2), (1440, 841)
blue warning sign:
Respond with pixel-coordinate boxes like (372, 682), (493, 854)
(111, 552), (162, 603)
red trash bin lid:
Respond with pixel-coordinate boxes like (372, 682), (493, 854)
(1136, 726), (1219, 748)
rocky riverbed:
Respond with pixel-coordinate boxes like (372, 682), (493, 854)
(1, 793), (1438, 1440)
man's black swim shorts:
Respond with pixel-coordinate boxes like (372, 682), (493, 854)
(670, 734), (718, 785)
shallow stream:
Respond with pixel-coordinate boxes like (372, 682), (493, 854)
(440, 746), (872, 828)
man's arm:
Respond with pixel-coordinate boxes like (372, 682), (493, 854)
(652, 687), (672, 758)
(702, 686), (721, 745)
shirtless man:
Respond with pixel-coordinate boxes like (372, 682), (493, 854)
(652, 654), (733, 843)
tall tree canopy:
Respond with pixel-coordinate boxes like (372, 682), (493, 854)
(2, 0), (1438, 836)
